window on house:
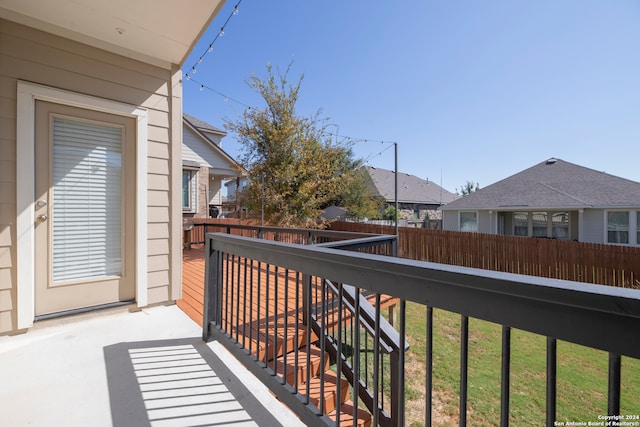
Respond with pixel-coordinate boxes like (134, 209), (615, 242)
(513, 212), (528, 236)
(182, 170), (197, 212)
(607, 211), (629, 244)
(532, 212), (548, 237)
(552, 212), (570, 239)
(413, 207), (420, 220)
(460, 212), (477, 232)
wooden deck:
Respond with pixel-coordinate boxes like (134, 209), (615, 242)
(177, 245), (207, 327)
(178, 244), (398, 332)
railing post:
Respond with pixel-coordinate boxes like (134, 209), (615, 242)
(302, 274), (310, 327)
(546, 337), (557, 427)
(500, 326), (511, 427)
(608, 353), (621, 417)
(390, 299), (406, 427)
(202, 236), (221, 341)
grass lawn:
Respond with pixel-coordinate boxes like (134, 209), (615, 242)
(402, 302), (640, 426)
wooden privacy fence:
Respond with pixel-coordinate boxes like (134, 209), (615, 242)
(329, 222), (640, 289)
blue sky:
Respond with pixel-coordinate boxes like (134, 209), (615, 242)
(183, 1), (640, 194)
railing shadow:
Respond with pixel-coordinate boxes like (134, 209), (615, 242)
(103, 337), (283, 427)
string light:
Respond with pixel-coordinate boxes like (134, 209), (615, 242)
(186, 75), (396, 156)
(185, 0), (242, 79)
(188, 76), (253, 110)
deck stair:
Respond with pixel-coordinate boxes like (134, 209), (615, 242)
(271, 342), (373, 427)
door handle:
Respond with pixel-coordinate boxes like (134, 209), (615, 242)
(37, 214), (48, 222)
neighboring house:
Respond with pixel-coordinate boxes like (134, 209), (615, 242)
(363, 166), (458, 225)
(442, 158), (640, 246)
(182, 114), (246, 219)
(0, 0), (224, 334)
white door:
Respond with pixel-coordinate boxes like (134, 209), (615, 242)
(34, 101), (136, 316)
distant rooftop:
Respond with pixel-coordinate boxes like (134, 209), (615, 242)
(443, 157), (640, 210)
(363, 166), (458, 205)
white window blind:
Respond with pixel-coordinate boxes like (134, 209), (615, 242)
(52, 117), (122, 282)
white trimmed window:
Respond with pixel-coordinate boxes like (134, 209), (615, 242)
(512, 211), (570, 239)
(513, 212), (528, 236)
(605, 210), (639, 245)
(459, 212), (477, 232)
(182, 169), (197, 213)
(551, 212), (569, 239)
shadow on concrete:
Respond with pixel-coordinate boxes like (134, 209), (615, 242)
(104, 337), (282, 427)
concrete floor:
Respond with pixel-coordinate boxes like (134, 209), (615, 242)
(0, 304), (305, 427)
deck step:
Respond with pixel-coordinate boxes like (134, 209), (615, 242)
(237, 326), (318, 362)
(269, 346), (329, 386)
(300, 371), (350, 415)
(328, 401), (373, 427)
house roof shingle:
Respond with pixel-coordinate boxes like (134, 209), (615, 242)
(184, 113), (226, 136)
(363, 166), (458, 205)
(442, 158), (640, 210)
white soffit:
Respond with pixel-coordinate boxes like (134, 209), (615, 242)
(0, 0), (224, 68)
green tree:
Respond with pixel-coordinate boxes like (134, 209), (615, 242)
(224, 64), (379, 227)
(457, 180), (480, 196)
(382, 206), (399, 221)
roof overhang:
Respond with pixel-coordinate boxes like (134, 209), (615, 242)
(0, 0), (224, 69)
(441, 206), (593, 212)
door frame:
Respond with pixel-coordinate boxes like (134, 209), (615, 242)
(16, 81), (148, 329)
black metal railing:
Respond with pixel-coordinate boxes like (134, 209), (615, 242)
(186, 221), (395, 251)
(202, 231), (640, 427)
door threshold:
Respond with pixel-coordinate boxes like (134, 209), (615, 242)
(34, 301), (135, 322)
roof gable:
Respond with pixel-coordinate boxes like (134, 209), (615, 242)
(443, 158), (640, 210)
(184, 113), (226, 137)
(182, 115), (245, 177)
(363, 166), (458, 205)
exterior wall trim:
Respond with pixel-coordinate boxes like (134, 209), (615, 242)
(16, 81), (148, 328)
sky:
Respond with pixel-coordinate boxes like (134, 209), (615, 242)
(182, 1), (640, 194)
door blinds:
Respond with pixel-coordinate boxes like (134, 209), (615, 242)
(51, 117), (123, 282)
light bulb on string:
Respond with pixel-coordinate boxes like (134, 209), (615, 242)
(191, 66), (196, 74)
(208, 44), (213, 53)
(185, 73), (190, 80)
(200, 85), (205, 92)
(233, 6), (239, 15)
(197, 57), (203, 64)
(219, 28), (225, 37)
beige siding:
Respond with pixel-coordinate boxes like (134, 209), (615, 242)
(0, 19), (179, 334)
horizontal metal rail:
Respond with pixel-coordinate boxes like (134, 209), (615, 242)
(187, 221), (382, 245)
